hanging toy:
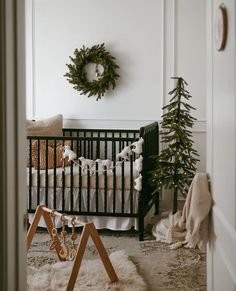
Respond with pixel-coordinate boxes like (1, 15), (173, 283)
(134, 155), (143, 173)
(134, 174), (142, 191)
(79, 157), (96, 174)
(63, 145), (77, 161)
(131, 137), (144, 155)
(116, 145), (132, 160)
(59, 214), (69, 260)
(49, 210), (58, 251)
(69, 217), (78, 260)
(95, 159), (113, 173)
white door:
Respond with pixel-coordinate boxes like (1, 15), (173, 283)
(207, 0), (236, 290)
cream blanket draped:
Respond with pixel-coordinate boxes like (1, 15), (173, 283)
(152, 173), (212, 251)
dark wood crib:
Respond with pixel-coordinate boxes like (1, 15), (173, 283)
(27, 121), (159, 240)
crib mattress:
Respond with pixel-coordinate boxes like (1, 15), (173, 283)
(27, 162), (138, 189)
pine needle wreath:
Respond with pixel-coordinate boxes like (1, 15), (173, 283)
(64, 43), (119, 101)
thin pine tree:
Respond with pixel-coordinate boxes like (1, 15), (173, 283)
(151, 77), (199, 213)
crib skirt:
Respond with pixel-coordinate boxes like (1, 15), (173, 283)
(28, 187), (154, 230)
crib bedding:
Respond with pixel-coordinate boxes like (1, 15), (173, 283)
(28, 188), (146, 230)
(27, 162), (138, 189)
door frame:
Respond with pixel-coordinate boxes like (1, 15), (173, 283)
(0, 0), (26, 290)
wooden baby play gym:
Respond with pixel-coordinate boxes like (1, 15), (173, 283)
(27, 205), (118, 291)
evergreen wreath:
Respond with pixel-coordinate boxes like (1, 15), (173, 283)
(64, 43), (119, 101)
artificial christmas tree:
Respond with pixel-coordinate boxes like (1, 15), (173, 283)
(151, 77), (199, 213)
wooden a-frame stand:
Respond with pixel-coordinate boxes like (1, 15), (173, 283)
(27, 205), (118, 291)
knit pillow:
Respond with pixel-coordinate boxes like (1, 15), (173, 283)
(32, 141), (71, 170)
(27, 114), (63, 166)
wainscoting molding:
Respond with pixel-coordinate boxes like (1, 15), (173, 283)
(64, 118), (206, 131)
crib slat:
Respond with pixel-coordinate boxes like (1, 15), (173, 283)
(119, 132), (122, 153)
(53, 140), (57, 209)
(96, 133), (100, 158)
(62, 140), (65, 211)
(88, 136), (91, 159)
(45, 139), (48, 207)
(70, 140), (74, 212)
(104, 165), (107, 213)
(104, 131), (108, 213)
(95, 139), (99, 213)
(76, 138), (79, 159)
(90, 131), (93, 159)
(121, 157), (125, 213)
(95, 161), (99, 213)
(112, 138), (116, 213)
(105, 132), (108, 159)
(130, 153), (134, 214)
(79, 140), (82, 158)
(37, 139), (40, 206)
(87, 168), (90, 212)
(78, 159), (82, 212)
(83, 139), (86, 158)
(29, 139), (32, 210)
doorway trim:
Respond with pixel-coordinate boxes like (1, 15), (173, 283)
(0, 0), (26, 290)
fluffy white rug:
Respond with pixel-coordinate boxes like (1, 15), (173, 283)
(27, 250), (147, 291)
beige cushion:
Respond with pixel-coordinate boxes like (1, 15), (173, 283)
(27, 114), (63, 137)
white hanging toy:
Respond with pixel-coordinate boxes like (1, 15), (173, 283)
(78, 157), (96, 174)
(131, 137), (144, 155)
(134, 174), (142, 191)
(134, 155), (143, 173)
(62, 139), (144, 183)
(116, 145), (132, 160)
(95, 159), (113, 172)
(63, 145), (77, 161)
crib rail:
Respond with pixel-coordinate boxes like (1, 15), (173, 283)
(63, 128), (139, 138)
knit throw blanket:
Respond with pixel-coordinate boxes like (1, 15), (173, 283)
(152, 173), (212, 251)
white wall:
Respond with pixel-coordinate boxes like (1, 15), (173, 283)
(27, 0), (164, 122)
(26, 0), (206, 210)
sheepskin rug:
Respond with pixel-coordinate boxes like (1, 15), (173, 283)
(27, 250), (147, 291)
